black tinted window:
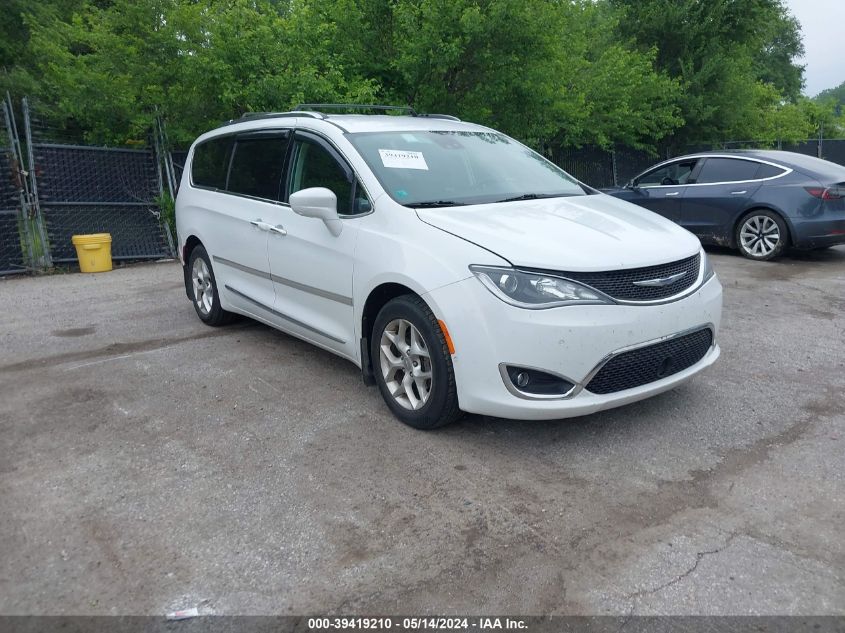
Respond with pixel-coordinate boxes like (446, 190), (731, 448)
(191, 137), (233, 189)
(227, 134), (289, 200)
(755, 163), (786, 179)
(697, 158), (760, 184)
(288, 138), (353, 214)
(638, 161), (697, 186)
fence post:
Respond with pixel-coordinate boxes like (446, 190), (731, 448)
(3, 94), (36, 271)
(611, 148), (618, 187)
(22, 97), (52, 268)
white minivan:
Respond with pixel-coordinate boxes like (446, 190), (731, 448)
(176, 105), (722, 429)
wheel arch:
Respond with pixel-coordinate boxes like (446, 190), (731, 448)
(359, 282), (423, 385)
(182, 235), (204, 299)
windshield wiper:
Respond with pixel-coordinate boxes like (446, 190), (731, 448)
(407, 200), (468, 208)
(493, 193), (572, 203)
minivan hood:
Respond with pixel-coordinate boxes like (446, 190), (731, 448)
(416, 194), (701, 271)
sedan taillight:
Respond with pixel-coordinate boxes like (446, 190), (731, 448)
(805, 186), (844, 200)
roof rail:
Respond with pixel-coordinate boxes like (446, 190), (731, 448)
(220, 110), (326, 127)
(295, 103), (418, 116)
(240, 111), (325, 120)
(417, 113), (461, 121)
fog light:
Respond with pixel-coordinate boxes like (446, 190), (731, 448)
(504, 365), (575, 397)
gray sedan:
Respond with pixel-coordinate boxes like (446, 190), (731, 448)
(604, 150), (845, 260)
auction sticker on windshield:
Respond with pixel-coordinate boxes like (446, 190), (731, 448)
(378, 149), (429, 170)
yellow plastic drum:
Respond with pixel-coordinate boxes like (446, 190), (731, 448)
(71, 233), (113, 273)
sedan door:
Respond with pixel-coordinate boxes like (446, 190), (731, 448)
(680, 157), (764, 242)
(623, 158), (701, 223)
(267, 131), (368, 359)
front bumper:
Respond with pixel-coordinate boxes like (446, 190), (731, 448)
(424, 274), (723, 420)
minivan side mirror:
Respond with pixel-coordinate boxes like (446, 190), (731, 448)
(289, 187), (343, 236)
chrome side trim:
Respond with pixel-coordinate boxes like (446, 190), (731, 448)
(635, 154), (793, 188)
(497, 363), (578, 400)
(214, 255), (271, 279)
(214, 256), (353, 306)
(223, 284), (345, 344)
(272, 272), (353, 306)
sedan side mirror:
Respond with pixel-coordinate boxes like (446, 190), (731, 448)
(289, 187), (343, 236)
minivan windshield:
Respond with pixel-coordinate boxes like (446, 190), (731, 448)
(347, 130), (587, 207)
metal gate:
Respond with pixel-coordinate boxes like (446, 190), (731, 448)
(32, 143), (173, 262)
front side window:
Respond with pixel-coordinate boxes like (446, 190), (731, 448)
(191, 136), (233, 189)
(227, 134), (289, 200)
(347, 131), (586, 207)
(637, 160), (698, 187)
(288, 137), (359, 215)
(696, 158), (762, 184)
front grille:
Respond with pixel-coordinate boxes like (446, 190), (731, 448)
(559, 254), (700, 302)
(585, 327), (713, 395)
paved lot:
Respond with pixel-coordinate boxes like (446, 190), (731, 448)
(1, 248), (844, 616)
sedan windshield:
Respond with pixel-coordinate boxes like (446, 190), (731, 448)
(347, 130), (587, 207)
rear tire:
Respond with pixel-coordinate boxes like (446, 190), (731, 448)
(187, 246), (235, 326)
(735, 210), (788, 261)
(371, 295), (462, 429)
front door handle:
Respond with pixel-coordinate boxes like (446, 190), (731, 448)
(269, 225), (287, 236)
(665, 191), (680, 197)
(250, 219), (272, 231)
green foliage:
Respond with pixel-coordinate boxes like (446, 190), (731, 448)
(155, 191), (176, 240)
(0, 0), (819, 150)
(611, 0), (806, 147)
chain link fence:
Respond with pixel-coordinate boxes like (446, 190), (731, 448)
(0, 146), (26, 275)
(0, 96), (176, 274)
(32, 141), (173, 262)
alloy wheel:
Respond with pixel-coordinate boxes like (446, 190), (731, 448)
(379, 318), (433, 410)
(192, 257), (214, 316)
(740, 215), (781, 258)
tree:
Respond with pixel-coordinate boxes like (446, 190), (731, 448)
(610, 0), (805, 147)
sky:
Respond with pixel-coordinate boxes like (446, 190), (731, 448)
(783, 0), (845, 96)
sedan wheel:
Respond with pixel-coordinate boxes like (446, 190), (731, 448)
(737, 212), (787, 260)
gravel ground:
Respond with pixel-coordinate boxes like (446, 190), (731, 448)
(0, 247), (843, 616)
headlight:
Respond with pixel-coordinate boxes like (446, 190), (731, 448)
(702, 249), (715, 282)
(470, 265), (613, 309)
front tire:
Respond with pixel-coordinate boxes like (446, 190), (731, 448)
(736, 210), (788, 261)
(371, 295), (462, 429)
(187, 246), (234, 326)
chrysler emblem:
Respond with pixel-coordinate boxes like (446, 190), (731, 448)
(632, 271), (688, 287)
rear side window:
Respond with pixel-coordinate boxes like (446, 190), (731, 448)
(191, 136), (233, 189)
(755, 163), (787, 179)
(227, 134), (289, 200)
(696, 158), (760, 184)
